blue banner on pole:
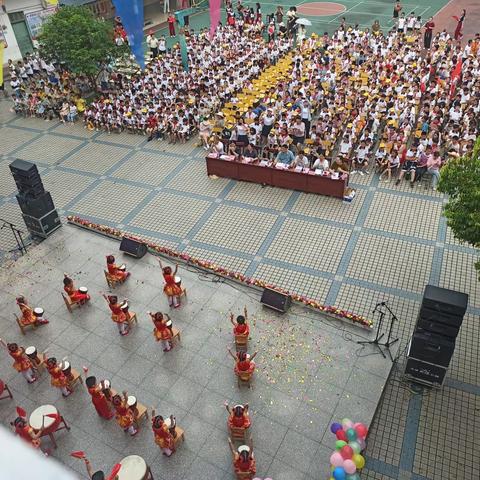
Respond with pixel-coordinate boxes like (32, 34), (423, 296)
(111, 0), (145, 69)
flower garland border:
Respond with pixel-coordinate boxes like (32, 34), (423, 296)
(67, 215), (373, 329)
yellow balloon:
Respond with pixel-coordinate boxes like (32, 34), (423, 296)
(353, 453), (365, 469)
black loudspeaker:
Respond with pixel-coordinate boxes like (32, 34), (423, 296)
(421, 285), (468, 317)
(416, 317), (459, 339)
(260, 287), (291, 313)
(418, 305), (463, 328)
(10, 159), (45, 198)
(404, 357), (447, 387)
(22, 210), (61, 238)
(408, 331), (455, 368)
(119, 237), (147, 258)
(16, 191), (55, 218)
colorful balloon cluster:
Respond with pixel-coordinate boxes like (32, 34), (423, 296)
(328, 418), (368, 480)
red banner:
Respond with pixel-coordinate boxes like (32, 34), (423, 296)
(209, 0), (221, 38)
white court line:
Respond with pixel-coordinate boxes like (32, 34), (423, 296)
(328, 0), (364, 23)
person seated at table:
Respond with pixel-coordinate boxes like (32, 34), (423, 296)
(228, 438), (256, 477)
(112, 392), (138, 436)
(158, 259), (183, 308)
(102, 294), (129, 336)
(227, 142), (241, 157)
(149, 311), (174, 352)
(46, 357), (72, 398)
(312, 154), (329, 171)
(330, 156), (349, 175)
(228, 349), (257, 376)
(12, 415), (43, 450)
(151, 410), (176, 457)
(230, 307), (250, 336)
(225, 402), (251, 429)
(209, 135), (224, 155)
(292, 149), (309, 168)
(16, 296), (48, 326)
(106, 255), (130, 282)
(0, 340), (37, 384)
(63, 274), (90, 304)
(274, 144), (294, 166)
(243, 143), (258, 159)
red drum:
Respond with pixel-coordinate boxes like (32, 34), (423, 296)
(33, 307), (44, 319)
(120, 301), (129, 314)
(61, 361), (74, 381)
(119, 264), (127, 272)
(79, 287), (88, 294)
(164, 416), (177, 437)
(174, 276), (182, 286)
(101, 379), (112, 399)
(25, 346), (41, 366)
(127, 395), (138, 417)
(29, 404), (60, 435)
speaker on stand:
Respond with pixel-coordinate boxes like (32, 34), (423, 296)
(404, 285), (468, 388)
(10, 159), (61, 239)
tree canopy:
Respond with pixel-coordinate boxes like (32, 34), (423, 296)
(38, 6), (124, 83)
(438, 137), (480, 276)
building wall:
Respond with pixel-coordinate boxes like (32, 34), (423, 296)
(3, 0), (44, 62)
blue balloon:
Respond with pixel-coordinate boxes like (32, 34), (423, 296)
(330, 422), (343, 434)
(333, 467), (346, 480)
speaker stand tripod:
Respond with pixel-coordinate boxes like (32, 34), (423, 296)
(357, 301), (399, 361)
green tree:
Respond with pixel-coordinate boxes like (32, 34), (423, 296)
(38, 6), (125, 88)
(438, 138), (480, 277)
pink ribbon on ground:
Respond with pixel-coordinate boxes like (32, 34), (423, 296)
(209, 0), (222, 39)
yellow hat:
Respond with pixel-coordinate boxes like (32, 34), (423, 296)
(379, 143), (385, 148)
(304, 148), (310, 153)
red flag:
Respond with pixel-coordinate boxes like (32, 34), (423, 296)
(16, 407), (27, 418)
(70, 451), (86, 459)
(451, 59), (462, 81)
(107, 463), (122, 480)
(45, 413), (59, 420)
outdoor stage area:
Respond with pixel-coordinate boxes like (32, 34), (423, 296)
(0, 224), (396, 480)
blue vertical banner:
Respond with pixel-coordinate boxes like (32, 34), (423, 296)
(111, 0), (145, 69)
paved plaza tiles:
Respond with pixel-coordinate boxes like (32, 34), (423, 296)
(0, 97), (479, 480)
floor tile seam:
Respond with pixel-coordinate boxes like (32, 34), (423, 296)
(184, 240), (254, 261)
(375, 186), (445, 203)
(90, 137), (145, 150)
(46, 129), (97, 142)
(7, 130), (47, 157)
(140, 144), (193, 159)
(444, 377), (480, 396)
(98, 147), (144, 178)
(48, 164), (101, 180)
(119, 189), (171, 225)
(398, 392), (423, 472)
(2, 122), (46, 134)
(254, 215), (288, 258)
(160, 185), (227, 203)
(442, 242), (479, 256)
(183, 202), (228, 245)
(364, 456), (401, 478)
(288, 211), (355, 230)
(362, 227), (439, 246)
(62, 178), (119, 211)
(255, 257), (335, 281)
(50, 139), (92, 167)
(342, 277), (424, 301)
(222, 198), (290, 216)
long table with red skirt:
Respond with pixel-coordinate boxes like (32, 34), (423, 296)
(206, 155), (348, 198)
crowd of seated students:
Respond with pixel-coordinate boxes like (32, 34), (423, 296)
(206, 26), (479, 190)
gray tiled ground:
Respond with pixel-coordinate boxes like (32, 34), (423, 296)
(0, 225), (392, 480)
(0, 96), (479, 480)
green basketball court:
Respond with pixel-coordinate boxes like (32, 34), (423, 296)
(155, 0), (453, 38)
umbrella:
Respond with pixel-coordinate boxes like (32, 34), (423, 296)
(296, 18), (312, 26)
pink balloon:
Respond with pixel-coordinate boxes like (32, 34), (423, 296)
(344, 459), (357, 474)
(330, 452), (344, 467)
